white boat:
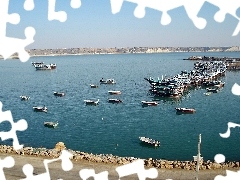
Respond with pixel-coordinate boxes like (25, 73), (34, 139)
(139, 137), (160, 147)
(100, 78), (116, 84)
(108, 99), (122, 103)
(84, 99), (99, 105)
(33, 106), (47, 112)
(32, 62), (44, 66)
(141, 101), (158, 106)
(108, 90), (121, 95)
(20, 95), (30, 100)
(175, 107), (196, 114)
(53, 92), (65, 97)
(90, 84), (98, 88)
(34, 63), (56, 70)
(44, 121), (58, 128)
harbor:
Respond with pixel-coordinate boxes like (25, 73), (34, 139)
(0, 52), (240, 162)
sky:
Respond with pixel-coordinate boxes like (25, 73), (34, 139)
(6, 0), (240, 49)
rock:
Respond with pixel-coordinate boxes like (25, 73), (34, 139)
(54, 142), (66, 151)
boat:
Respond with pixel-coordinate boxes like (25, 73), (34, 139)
(204, 92), (212, 96)
(84, 99), (99, 105)
(139, 137), (160, 147)
(100, 78), (116, 84)
(44, 121), (58, 128)
(108, 99), (122, 103)
(33, 106), (47, 112)
(141, 101), (158, 106)
(108, 90), (121, 95)
(53, 92), (65, 97)
(34, 63), (56, 70)
(90, 84), (98, 88)
(175, 107), (196, 114)
(206, 87), (219, 93)
(20, 95), (30, 100)
(31, 62), (44, 66)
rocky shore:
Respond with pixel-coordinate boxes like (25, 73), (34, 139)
(0, 142), (239, 171)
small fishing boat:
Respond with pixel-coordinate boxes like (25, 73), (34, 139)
(90, 84), (98, 88)
(44, 121), (58, 128)
(31, 62), (44, 66)
(206, 87), (219, 93)
(139, 137), (160, 147)
(84, 99), (99, 105)
(108, 99), (122, 103)
(175, 107), (196, 114)
(141, 101), (158, 106)
(34, 63), (56, 70)
(20, 95), (30, 100)
(100, 78), (116, 84)
(108, 90), (121, 95)
(204, 92), (212, 96)
(33, 106), (47, 112)
(53, 92), (65, 97)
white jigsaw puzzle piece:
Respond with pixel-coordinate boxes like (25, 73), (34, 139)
(21, 150), (73, 180)
(24, 0), (35, 11)
(110, 0), (240, 35)
(215, 170), (240, 180)
(0, 156), (15, 180)
(79, 169), (109, 180)
(48, 0), (81, 22)
(0, 0), (36, 62)
(116, 159), (158, 180)
(0, 101), (28, 150)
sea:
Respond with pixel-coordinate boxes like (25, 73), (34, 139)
(0, 52), (240, 161)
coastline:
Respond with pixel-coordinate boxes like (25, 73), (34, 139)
(1, 143), (239, 171)
(1, 143), (238, 179)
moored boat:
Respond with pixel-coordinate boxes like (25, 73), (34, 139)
(90, 84), (98, 88)
(33, 106), (47, 112)
(139, 137), (160, 147)
(108, 90), (121, 95)
(44, 121), (58, 128)
(20, 95), (30, 100)
(53, 92), (65, 97)
(34, 63), (56, 70)
(32, 62), (44, 66)
(175, 107), (196, 114)
(100, 78), (116, 84)
(206, 87), (219, 93)
(108, 99), (122, 103)
(141, 101), (158, 106)
(84, 99), (99, 105)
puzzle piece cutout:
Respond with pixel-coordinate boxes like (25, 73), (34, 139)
(0, 0), (36, 62)
(0, 101), (28, 150)
(79, 169), (109, 180)
(48, 0), (81, 22)
(116, 159), (158, 180)
(215, 170), (240, 180)
(231, 83), (240, 95)
(0, 156), (15, 180)
(110, 0), (240, 35)
(20, 150), (73, 180)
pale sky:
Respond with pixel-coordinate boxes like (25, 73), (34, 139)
(7, 0), (240, 49)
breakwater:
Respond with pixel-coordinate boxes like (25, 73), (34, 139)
(0, 143), (240, 171)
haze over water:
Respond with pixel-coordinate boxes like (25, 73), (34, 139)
(0, 52), (240, 161)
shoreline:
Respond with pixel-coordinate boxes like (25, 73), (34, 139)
(0, 143), (239, 171)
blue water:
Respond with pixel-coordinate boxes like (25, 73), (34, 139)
(0, 52), (240, 161)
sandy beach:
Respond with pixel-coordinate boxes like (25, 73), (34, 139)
(1, 153), (235, 180)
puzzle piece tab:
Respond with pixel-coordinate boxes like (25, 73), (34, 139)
(0, 101), (28, 150)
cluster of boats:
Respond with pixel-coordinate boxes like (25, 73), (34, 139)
(84, 78), (123, 105)
(20, 91), (66, 128)
(145, 61), (226, 99)
(31, 62), (57, 70)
